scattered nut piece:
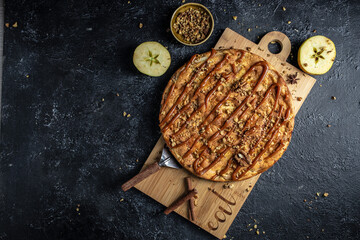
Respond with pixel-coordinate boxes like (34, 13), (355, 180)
(297, 97), (302, 101)
(26, 75), (29, 78)
(182, 0), (185, 3)
(331, 96), (336, 100)
(256, 229), (260, 235)
(101, 98), (104, 102)
(316, 192), (320, 196)
(304, 199), (307, 202)
(282, 6), (286, 11)
(263, 231), (265, 234)
(223, 235), (226, 239)
(136, 159), (139, 162)
(313, 29), (317, 33)
(254, 224), (257, 229)
(116, 93), (119, 96)
(327, 124), (331, 128)
(76, 208), (79, 211)
(247, 28), (251, 32)
(120, 198), (124, 202)
(123, 112), (127, 117)
(249, 228), (253, 231)
(319, 84), (322, 87)
(12, 22), (18, 28)
(232, 16), (237, 20)
(194, 198), (198, 206)
(321, 229), (325, 232)
(139, 23), (143, 29)
(127, 1), (130, 4)
(5, 23), (9, 28)
(287, 21), (291, 24)
(127, 114), (131, 117)
(323, 192), (329, 197)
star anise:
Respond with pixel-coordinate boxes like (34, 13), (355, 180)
(286, 72), (300, 84)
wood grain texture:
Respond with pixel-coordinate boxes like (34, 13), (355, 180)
(135, 28), (316, 239)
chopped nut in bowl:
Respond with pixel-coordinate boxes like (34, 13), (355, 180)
(170, 3), (214, 46)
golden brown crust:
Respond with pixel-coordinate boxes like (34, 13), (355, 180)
(159, 49), (295, 181)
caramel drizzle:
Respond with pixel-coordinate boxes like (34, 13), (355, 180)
(172, 72), (234, 139)
(161, 53), (229, 132)
(160, 66), (185, 113)
(171, 54), (247, 151)
(160, 49), (217, 128)
(235, 108), (291, 180)
(231, 106), (284, 180)
(190, 61), (270, 176)
(168, 51), (245, 139)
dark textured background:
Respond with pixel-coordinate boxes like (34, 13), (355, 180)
(0, 0), (359, 239)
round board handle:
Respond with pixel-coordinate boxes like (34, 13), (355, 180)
(258, 31), (291, 62)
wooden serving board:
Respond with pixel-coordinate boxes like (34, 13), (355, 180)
(134, 28), (316, 239)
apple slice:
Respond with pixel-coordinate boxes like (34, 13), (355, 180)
(298, 35), (336, 75)
(133, 41), (171, 77)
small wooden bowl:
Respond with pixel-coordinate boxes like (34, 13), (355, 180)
(170, 3), (214, 46)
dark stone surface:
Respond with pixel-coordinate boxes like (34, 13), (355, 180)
(0, 0), (359, 239)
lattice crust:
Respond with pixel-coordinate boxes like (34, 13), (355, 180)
(159, 49), (295, 181)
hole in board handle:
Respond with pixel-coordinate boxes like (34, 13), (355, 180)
(268, 40), (282, 54)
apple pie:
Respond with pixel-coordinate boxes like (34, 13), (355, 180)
(159, 49), (295, 181)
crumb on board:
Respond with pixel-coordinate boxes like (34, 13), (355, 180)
(232, 16), (237, 20)
(287, 21), (292, 24)
(127, 114), (131, 118)
(282, 6), (286, 11)
(331, 96), (336, 100)
(120, 198), (124, 202)
(327, 124), (331, 128)
(247, 28), (251, 32)
(5, 23), (9, 28)
(323, 192), (329, 197)
(139, 23), (143, 28)
(316, 192), (320, 196)
(116, 93), (119, 96)
(12, 22), (18, 28)
(123, 111), (127, 117)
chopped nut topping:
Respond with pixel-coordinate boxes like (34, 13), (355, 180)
(173, 7), (211, 44)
